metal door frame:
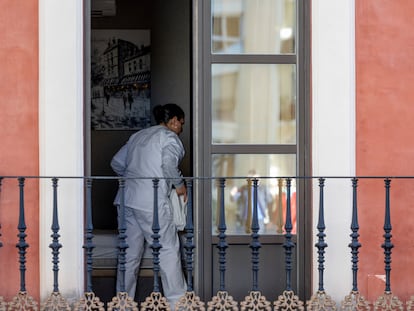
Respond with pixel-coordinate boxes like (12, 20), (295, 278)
(191, 0), (312, 301)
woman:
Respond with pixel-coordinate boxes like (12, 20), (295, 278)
(111, 103), (187, 308)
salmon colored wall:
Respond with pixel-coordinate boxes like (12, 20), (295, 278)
(0, 1), (39, 301)
(356, 0), (414, 303)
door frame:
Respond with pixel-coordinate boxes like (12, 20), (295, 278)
(191, 0), (312, 301)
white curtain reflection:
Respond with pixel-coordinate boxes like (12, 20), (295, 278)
(212, 64), (296, 144)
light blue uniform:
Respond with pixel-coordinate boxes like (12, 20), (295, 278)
(111, 125), (187, 307)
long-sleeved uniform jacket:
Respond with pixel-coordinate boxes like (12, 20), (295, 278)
(111, 125), (185, 211)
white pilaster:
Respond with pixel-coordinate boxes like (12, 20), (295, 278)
(312, 0), (356, 303)
(39, 0), (85, 302)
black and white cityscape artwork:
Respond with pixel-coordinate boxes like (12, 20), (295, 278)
(91, 29), (151, 130)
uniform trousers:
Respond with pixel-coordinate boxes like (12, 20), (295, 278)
(116, 205), (187, 309)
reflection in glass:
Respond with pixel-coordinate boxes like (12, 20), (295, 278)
(212, 0), (296, 54)
(212, 64), (296, 144)
(211, 154), (296, 235)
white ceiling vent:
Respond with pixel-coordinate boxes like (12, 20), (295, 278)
(91, 0), (116, 17)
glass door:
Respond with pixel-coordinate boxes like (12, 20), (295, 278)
(196, 0), (311, 302)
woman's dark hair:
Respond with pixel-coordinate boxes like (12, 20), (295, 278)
(153, 103), (185, 124)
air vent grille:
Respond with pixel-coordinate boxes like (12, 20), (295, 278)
(91, 0), (116, 17)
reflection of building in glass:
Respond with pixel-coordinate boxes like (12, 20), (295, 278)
(212, 0), (242, 53)
(212, 0), (295, 54)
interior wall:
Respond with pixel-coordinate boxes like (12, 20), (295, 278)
(91, 0), (191, 229)
(151, 0), (191, 176)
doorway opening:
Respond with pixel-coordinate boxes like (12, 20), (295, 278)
(85, 0), (311, 304)
(87, 0), (192, 303)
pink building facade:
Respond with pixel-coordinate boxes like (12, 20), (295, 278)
(1, 0), (414, 305)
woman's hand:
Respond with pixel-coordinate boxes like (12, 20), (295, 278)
(175, 184), (187, 203)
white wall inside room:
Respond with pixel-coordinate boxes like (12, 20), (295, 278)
(311, 0), (356, 303)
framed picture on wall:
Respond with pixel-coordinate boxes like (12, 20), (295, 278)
(91, 29), (151, 130)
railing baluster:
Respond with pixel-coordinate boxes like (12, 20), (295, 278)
(74, 177), (105, 311)
(41, 178), (70, 311)
(117, 178), (128, 293)
(218, 178), (228, 292)
(107, 177), (137, 311)
(177, 179), (205, 310)
(316, 178), (326, 293)
(8, 177), (38, 311)
(17, 177), (28, 293)
(185, 180), (195, 292)
(208, 178), (237, 311)
(151, 178), (162, 293)
(84, 178), (95, 293)
(383, 179), (392, 293)
(50, 178), (62, 293)
(350, 178), (360, 293)
(251, 178), (260, 292)
(274, 178), (304, 311)
(307, 178), (336, 311)
(340, 178), (370, 311)
(140, 178), (169, 310)
(284, 178), (293, 292)
(374, 179), (403, 311)
(241, 178), (271, 311)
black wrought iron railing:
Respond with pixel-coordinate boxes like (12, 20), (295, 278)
(0, 175), (413, 311)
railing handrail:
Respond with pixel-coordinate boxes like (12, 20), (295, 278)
(2, 175), (414, 180)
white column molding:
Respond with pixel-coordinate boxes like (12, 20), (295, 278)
(39, 0), (85, 302)
(311, 0), (356, 303)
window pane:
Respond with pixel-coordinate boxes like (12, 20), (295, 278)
(211, 154), (296, 235)
(212, 0), (296, 54)
(212, 64), (296, 144)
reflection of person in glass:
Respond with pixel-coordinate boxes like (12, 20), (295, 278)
(111, 103), (187, 308)
(230, 170), (273, 234)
